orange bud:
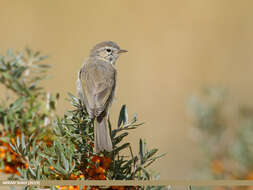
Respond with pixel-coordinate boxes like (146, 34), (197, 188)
(82, 186), (87, 190)
(88, 169), (95, 176)
(24, 163), (29, 169)
(98, 174), (106, 180)
(61, 186), (68, 190)
(91, 155), (101, 164)
(95, 167), (105, 174)
(4, 165), (12, 173)
(11, 154), (16, 160)
(0, 147), (5, 153)
(102, 157), (112, 169)
(49, 166), (54, 170)
(15, 171), (20, 176)
(10, 138), (15, 145)
(16, 129), (21, 136)
(79, 174), (84, 179)
(0, 152), (6, 159)
(68, 186), (75, 190)
(103, 157), (112, 164)
(70, 174), (78, 180)
(2, 142), (9, 147)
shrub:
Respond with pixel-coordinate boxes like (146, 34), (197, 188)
(0, 48), (165, 190)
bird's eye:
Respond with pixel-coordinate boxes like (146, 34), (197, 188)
(106, 48), (112, 53)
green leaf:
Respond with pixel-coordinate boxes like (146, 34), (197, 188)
(2, 72), (12, 80)
(113, 143), (130, 154)
(6, 49), (14, 60)
(118, 105), (128, 128)
(56, 93), (60, 99)
(61, 152), (69, 172)
(3, 116), (8, 131)
(113, 132), (128, 145)
(36, 166), (40, 180)
(34, 51), (40, 57)
(13, 66), (27, 78)
(108, 117), (112, 138)
(37, 55), (49, 62)
(25, 48), (32, 56)
(6, 153), (12, 162)
(70, 160), (75, 173)
(10, 96), (26, 112)
(21, 133), (26, 151)
(144, 148), (158, 162)
(140, 166), (150, 179)
(16, 136), (20, 148)
(0, 136), (9, 143)
(9, 142), (16, 152)
(36, 64), (51, 68)
(28, 166), (36, 177)
(139, 139), (144, 164)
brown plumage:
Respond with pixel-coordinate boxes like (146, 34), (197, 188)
(77, 41), (127, 153)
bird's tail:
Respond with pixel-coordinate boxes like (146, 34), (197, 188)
(94, 116), (113, 153)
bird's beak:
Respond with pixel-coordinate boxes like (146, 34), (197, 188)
(118, 49), (128, 54)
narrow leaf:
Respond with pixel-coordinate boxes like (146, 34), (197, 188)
(118, 105), (128, 128)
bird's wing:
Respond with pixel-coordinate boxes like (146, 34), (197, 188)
(79, 61), (116, 117)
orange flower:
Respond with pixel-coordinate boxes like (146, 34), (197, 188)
(70, 174), (78, 180)
(49, 166), (54, 170)
(24, 163), (29, 169)
(95, 166), (105, 174)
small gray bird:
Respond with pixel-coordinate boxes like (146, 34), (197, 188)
(77, 41), (127, 153)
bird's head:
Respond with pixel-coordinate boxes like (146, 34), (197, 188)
(90, 41), (127, 64)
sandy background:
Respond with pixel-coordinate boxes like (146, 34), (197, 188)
(0, 0), (253, 180)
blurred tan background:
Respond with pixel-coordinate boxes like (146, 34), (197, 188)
(0, 0), (253, 179)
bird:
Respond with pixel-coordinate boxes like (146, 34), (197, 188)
(77, 41), (127, 153)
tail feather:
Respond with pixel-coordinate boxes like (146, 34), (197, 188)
(94, 116), (113, 153)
